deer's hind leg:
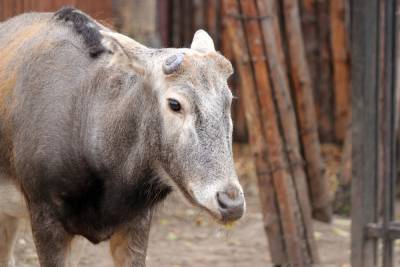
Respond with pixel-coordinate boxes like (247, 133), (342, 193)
(0, 215), (19, 267)
(0, 178), (27, 267)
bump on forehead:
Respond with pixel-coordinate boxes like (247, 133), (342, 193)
(165, 51), (233, 83)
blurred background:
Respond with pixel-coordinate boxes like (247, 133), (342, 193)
(0, 0), (398, 267)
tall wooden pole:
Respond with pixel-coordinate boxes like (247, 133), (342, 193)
(351, 0), (380, 265)
(282, 0), (331, 222)
(223, 0), (319, 265)
(330, 0), (351, 142)
(222, 0), (286, 264)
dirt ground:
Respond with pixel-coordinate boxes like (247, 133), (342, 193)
(10, 145), (399, 267)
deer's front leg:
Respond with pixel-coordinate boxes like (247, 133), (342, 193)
(30, 204), (72, 267)
(110, 210), (153, 267)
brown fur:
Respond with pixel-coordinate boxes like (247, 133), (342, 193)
(0, 23), (46, 113)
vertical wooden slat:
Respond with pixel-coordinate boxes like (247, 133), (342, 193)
(282, 0), (331, 222)
(381, 0), (396, 265)
(171, 0), (181, 46)
(330, 0), (350, 142)
(158, 0), (169, 47)
(351, 0), (379, 265)
(10, 0), (16, 17)
(376, 0), (386, 230)
(300, 0), (319, 108)
(315, 0), (334, 142)
(256, 0), (319, 260)
(15, 0), (24, 16)
(240, 0), (307, 263)
(23, 0), (31, 13)
(222, 0), (287, 264)
(36, 0), (50, 12)
(206, 0), (217, 39)
(77, 0), (112, 21)
(52, 0), (77, 11)
(181, 0), (192, 46)
(3, 0), (10, 19)
(0, 0), (4, 21)
(220, 0), (247, 143)
(396, 0), (400, 134)
(224, 0), (320, 264)
(193, 0), (205, 31)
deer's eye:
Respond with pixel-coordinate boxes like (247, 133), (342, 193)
(168, 98), (181, 112)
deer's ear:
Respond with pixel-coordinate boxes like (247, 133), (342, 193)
(190, 29), (215, 53)
(101, 31), (145, 75)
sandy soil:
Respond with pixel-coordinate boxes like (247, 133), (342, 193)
(10, 145), (398, 267)
(13, 193), (353, 267)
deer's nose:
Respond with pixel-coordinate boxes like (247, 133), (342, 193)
(216, 185), (245, 222)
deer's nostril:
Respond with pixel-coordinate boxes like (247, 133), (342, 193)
(217, 191), (243, 209)
(217, 192), (229, 209)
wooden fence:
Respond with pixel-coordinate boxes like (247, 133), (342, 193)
(351, 0), (398, 266)
(0, 0), (113, 21)
(0, 1), (357, 265)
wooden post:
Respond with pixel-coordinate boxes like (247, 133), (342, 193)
(330, 0), (350, 142)
(338, 126), (352, 186)
(206, 0), (219, 47)
(171, 0), (182, 47)
(193, 0), (205, 31)
(351, 0), (380, 265)
(282, 0), (331, 222)
(220, 1), (248, 143)
(223, 0), (319, 265)
(112, 0), (161, 47)
(255, 0), (318, 258)
(299, 0), (319, 104)
(315, 0), (334, 142)
(222, 0), (286, 264)
(380, 0), (396, 265)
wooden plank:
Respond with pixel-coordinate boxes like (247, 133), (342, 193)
(222, 0), (287, 264)
(396, 0), (400, 134)
(0, 0), (4, 21)
(52, 0), (77, 11)
(330, 0), (350, 142)
(112, 0), (160, 46)
(206, 0), (218, 44)
(226, 0), (319, 264)
(193, 0), (205, 31)
(282, 0), (331, 222)
(256, 0), (319, 261)
(77, 0), (113, 21)
(171, 0), (181, 47)
(239, 0), (307, 263)
(338, 126), (352, 185)
(3, 0), (10, 19)
(181, 0), (192, 46)
(23, 0), (32, 12)
(381, 0), (396, 265)
(220, 1), (247, 143)
(315, 0), (334, 142)
(15, 0), (24, 16)
(367, 223), (400, 240)
(299, 0), (319, 108)
(351, 0), (379, 265)
(158, 0), (169, 47)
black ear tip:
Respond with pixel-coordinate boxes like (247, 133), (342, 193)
(54, 7), (106, 59)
